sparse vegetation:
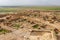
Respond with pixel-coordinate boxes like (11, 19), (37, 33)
(13, 24), (20, 29)
(0, 8), (60, 40)
(32, 24), (39, 28)
(0, 29), (11, 34)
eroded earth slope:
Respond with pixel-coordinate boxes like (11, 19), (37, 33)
(0, 9), (60, 40)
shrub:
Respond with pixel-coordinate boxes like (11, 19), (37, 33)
(0, 29), (11, 34)
(32, 24), (39, 28)
(13, 24), (20, 29)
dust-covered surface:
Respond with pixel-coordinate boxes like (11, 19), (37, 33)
(0, 9), (60, 40)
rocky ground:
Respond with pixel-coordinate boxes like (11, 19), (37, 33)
(0, 9), (60, 40)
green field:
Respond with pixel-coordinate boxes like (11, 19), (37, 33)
(0, 6), (60, 12)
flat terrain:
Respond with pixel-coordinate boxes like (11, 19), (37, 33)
(0, 8), (60, 40)
(0, 6), (60, 12)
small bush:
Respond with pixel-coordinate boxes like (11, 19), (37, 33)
(13, 24), (20, 29)
(0, 29), (11, 34)
(32, 24), (39, 28)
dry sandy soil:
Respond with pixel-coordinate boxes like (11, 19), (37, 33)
(0, 9), (60, 40)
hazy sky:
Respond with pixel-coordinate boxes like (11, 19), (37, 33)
(0, 0), (60, 6)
